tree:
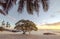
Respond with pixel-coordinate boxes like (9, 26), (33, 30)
(0, 0), (49, 15)
(0, 20), (5, 31)
(6, 22), (10, 28)
(1, 20), (5, 27)
(14, 19), (38, 34)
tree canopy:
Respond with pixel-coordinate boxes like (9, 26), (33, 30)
(14, 19), (38, 34)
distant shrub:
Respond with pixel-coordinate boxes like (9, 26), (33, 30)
(0, 27), (5, 31)
(43, 32), (56, 35)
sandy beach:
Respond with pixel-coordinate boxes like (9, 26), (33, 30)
(0, 29), (60, 39)
(0, 34), (60, 39)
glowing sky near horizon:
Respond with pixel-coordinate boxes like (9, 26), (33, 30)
(37, 25), (60, 29)
(0, 0), (60, 27)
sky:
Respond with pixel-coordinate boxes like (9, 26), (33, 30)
(0, 0), (60, 27)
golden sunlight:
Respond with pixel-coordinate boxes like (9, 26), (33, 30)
(36, 25), (60, 30)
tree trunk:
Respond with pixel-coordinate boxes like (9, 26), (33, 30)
(23, 31), (26, 34)
(29, 31), (30, 35)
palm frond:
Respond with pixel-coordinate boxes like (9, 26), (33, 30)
(12, 0), (17, 4)
(26, 0), (34, 14)
(41, 0), (49, 11)
(0, 0), (49, 15)
(4, 0), (16, 14)
(34, 0), (39, 12)
(0, 0), (5, 6)
(34, 0), (40, 15)
(0, 9), (6, 15)
(18, 0), (25, 13)
(0, 0), (16, 14)
(0, 0), (6, 3)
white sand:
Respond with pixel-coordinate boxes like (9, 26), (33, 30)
(0, 34), (60, 39)
(0, 29), (60, 39)
(0, 29), (60, 35)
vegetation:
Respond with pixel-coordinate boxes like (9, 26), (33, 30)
(6, 22), (10, 28)
(43, 32), (56, 35)
(1, 20), (5, 26)
(0, 27), (5, 31)
(0, 20), (11, 32)
(0, 20), (5, 31)
(0, 0), (49, 15)
(15, 19), (38, 34)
